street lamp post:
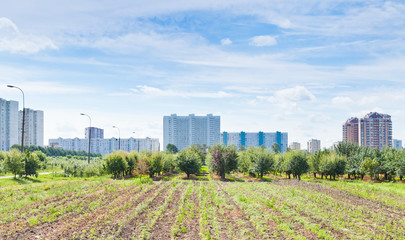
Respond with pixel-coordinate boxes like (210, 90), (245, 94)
(133, 131), (139, 152)
(80, 113), (91, 164)
(113, 126), (120, 150)
(7, 85), (25, 153)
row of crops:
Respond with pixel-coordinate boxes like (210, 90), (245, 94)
(1, 176), (404, 239)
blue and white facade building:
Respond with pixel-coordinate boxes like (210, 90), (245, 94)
(221, 131), (288, 153)
(163, 114), (220, 151)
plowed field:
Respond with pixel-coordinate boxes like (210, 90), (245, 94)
(1, 177), (404, 239)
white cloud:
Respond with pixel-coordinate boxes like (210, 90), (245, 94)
(257, 86), (315, 105)
(0, 17), (57, 54)
(130, 85), (233, 98)
(249, 35), (277, 47)
(220, 38), (232, 46)
(332, 96), (353, 105)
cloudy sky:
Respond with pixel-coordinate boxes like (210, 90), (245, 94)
(1, 0), (405, 149)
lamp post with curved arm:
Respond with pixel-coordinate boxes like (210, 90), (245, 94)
(113, 126), (120, 150)
(80, 113), (91, 164)
(7, 85), (25, 153)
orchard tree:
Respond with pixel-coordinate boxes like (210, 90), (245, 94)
(147, 152), (164, 178)
(104, 151), (128, 178)
(238, 147), (255, 174)
(162, 152), (176, 173)
(208, 144), (238, 179)
(126, 151), (139, 175)
(176, 148), (202, 179)
(285, 151), (309, 180)
(251, 148), (274, 178)
(4, 149), (23, 178)
(319, 153), (346, 180)
(23, 151), (40, 177)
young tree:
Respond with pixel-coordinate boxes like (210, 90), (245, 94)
(208, 145), (238, 179)
(23, 151), (40, 177)
(251, 148), (274, 178)
(104, 151), (128, 178)
(137, 156), (149, 181)
(319, 153), (346, 180)
(4, 149), (23, 178)
(176, 148), (202, 179)
(147, 152), (164, 178)
(162, 152), (176, 173)
(166, 144), (179, 154)
(126, 151), (139, 175)
(238, 147), (255, 174)
(286, 151), (309, 180)
(309, 151), (323, 178)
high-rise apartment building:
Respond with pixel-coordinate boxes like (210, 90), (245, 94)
(0, 98), (19, 151)
(359, 112), (392, 149)
(343, 117), (359, 145)
(85, 127), (104, 139)
(163, 114), (220, 151)
(18, 109), (44, 147)
(393, 139), (402, 150)
(221, 131), (288, 153)
(343, 112), (392, 150)
(307, 139), (321, 154)
(289, 142), (301, 151)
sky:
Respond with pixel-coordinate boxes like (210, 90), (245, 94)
(1, 0), (405, 149)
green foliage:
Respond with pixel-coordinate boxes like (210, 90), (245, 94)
(360, 157), (380, 180)
(104, 151), (128, 178)
(4, 149), (24, 178)
(166, 144), (179, 154)
(22, 151), (40, 177)
(271, 143), (280, 154)
(176, 147), (202, 178)
(189, 144), (206, 164)
(146, 152), (164, 178)
(10, 144), (102, 157)
(126, 151), (139, 175)
(335, 141), (359, 159)
(62, 158), (104, 177)
(238, 147), (255, 174)
(207, 144), (238, 179)
(250, 148), (274, 178)
(284, 151), (309, 180)
(0, 151), (5, 174)
(162, 152), (176, 173)
(319, 153), (346, 180)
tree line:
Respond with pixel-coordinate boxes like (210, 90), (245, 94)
(103, 142), (405, 181)
(11, 144), (102, 157)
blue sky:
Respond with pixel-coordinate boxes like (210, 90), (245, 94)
(1, 0), (405, 149)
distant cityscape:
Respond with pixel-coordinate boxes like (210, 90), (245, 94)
(0, 97), (404, 155)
